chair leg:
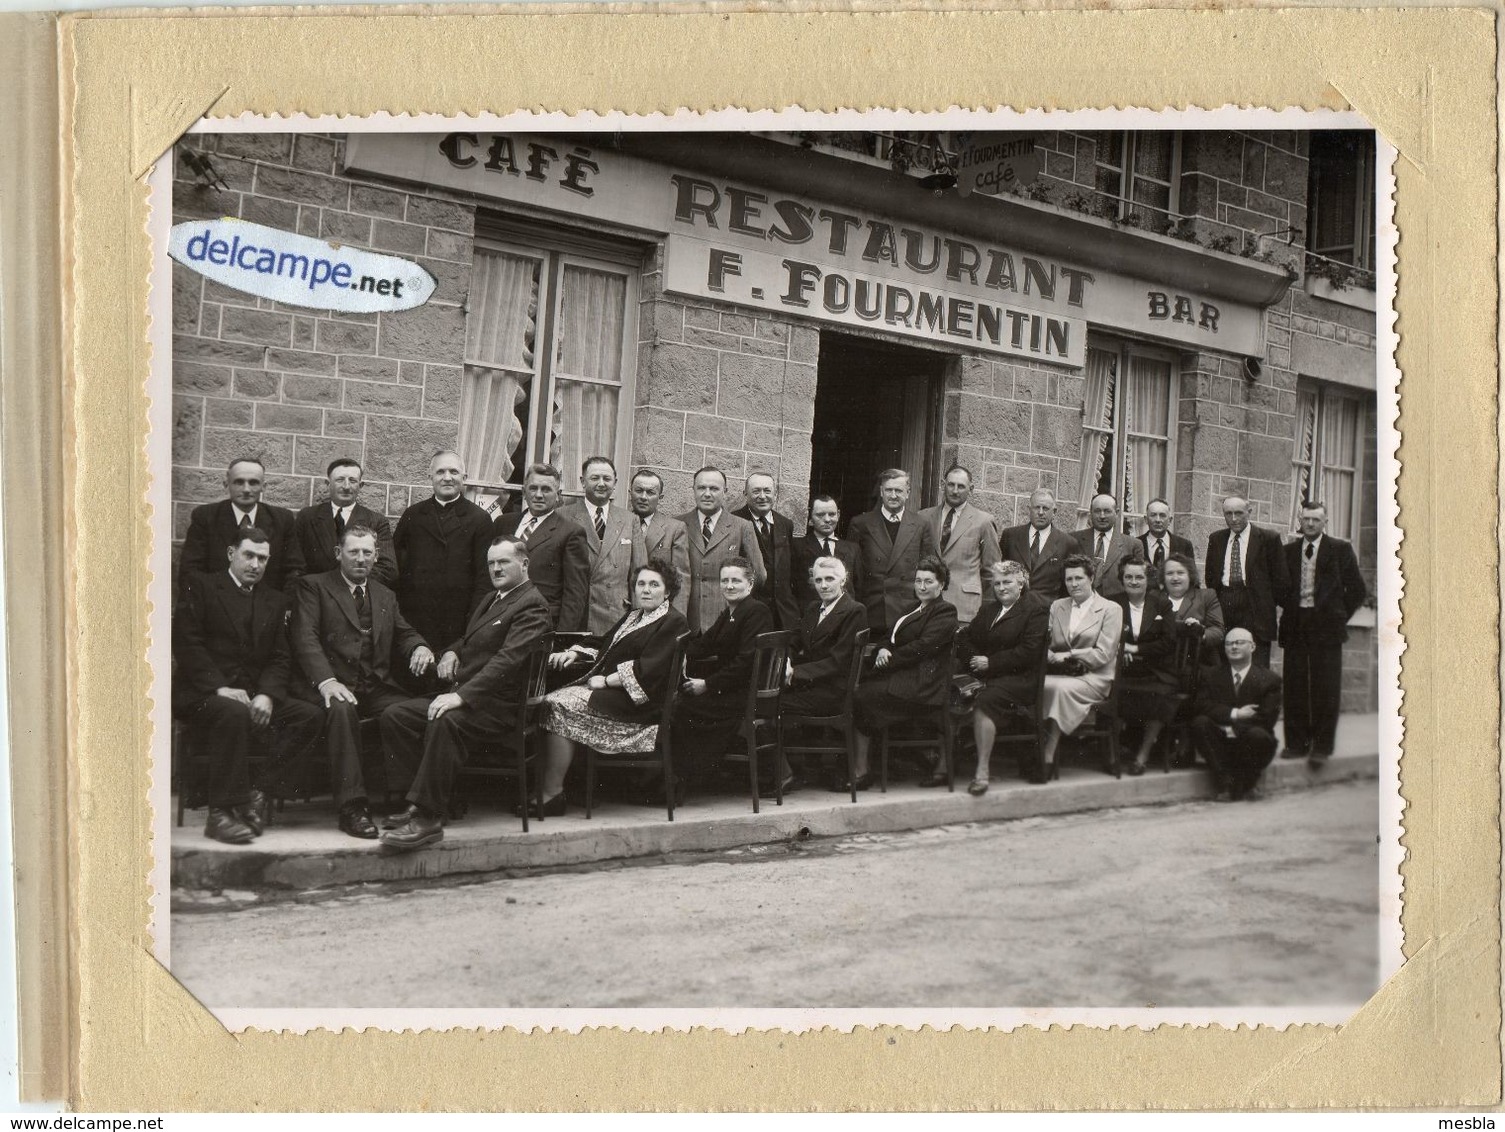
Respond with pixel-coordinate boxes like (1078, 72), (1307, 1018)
(663, 732), (676, 822)
(518, 743), (530, 833)
(585, 746), (595, 821)
(748, 725), (760, 815)
(943, 712), (956, 793)
(878, 730), (889, 793)
(846, 726), (858, 804)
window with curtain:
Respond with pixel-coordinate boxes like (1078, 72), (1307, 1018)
(1290, 382), (1366, 539)
(1078, 340), (1177, 523)
(1093, 131), (1180, 225)
(1307, 131), (1376, 271)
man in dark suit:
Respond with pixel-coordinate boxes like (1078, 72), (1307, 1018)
(179, 457), (302, 591)
(1136, 498), (1195, 582)
(792, 495), (863, 610)
(677, 466), (765, 632)
(558, 457), (644, 635)
(173, 527), (323, 844)
(288, 457), (397, 586)
(734, 471), (801, 630)
(629, 469), (690, 618)
(998, 488), (1076, 601)
(1190, 628), (1283, 801)
(379, 535), (554, 850)
(846, 468), (937, 634)
(1072, 494), (1143, 600)
(1278, 501), (1369, 764)
(289, 526), (435, 838)
(392, 450), (494, 656)
(1204, 495), (1291, 668)
(493, 463), (590, 632)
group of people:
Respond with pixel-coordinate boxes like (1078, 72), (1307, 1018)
(173, 451), (1368, 849)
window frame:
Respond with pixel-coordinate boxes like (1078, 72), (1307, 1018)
(1078, 335), (1181, 527)
(1307, 132), (1377, 272)
(1290, 379), (1368, 541)
(1093, 131), (1183, 224)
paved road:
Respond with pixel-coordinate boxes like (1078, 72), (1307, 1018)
(172, 780), (1380, 1010)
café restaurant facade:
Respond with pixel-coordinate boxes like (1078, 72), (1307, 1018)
(170, 128), (1381, 709)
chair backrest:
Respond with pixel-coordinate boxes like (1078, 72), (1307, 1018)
(658, 632), (693, 725)
(1173, 623), (1205, 696)
(840, 628), (871, 713)
(519, 634), (555, 730)
(745, 630), (795, 723)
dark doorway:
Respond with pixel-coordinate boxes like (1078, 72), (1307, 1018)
(809, 332), (950, 527)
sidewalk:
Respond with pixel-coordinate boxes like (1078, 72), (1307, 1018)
(171, 713), (1381, 899)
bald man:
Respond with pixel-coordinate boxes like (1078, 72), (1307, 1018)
(1189, 629), (1283, 802)
(1204, 495), (1291, 668)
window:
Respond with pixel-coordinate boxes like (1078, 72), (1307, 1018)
(461, 229), (640, 501)
(1291, 382), (1367, 540)
(1093, 132), (1181, 223)
(1079, 339), (1178, 524)
(1307, 131), (1376, 271)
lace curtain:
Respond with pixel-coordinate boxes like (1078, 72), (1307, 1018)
(550, 265), (626, 494)
(461, 250), (540, 487)
(1077, 347), (1117, 514)
(1123, 354), (1172, 516)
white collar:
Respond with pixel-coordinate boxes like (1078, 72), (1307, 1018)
(232, 503), (257, 523)
(883, 508), (904, 523)
(433, 495), (459, 508)
(227, 569), (254, 594)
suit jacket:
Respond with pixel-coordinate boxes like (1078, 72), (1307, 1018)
(289, 570), (428, 697)
(442, 580), (553, 717)
(1193, 662), (1282, 732)
(791, 532), (863, 610)
(684, 597), (774, 696)
(638, 513), (691, 619)
(677, 509), (767, 632)
(871, 598), (958, 705)
(1168, 587), (1226, 654)
(998, 523), (1077, 601)
(847, 508), (938, 630)
(1278, 535), (1368, 646)
(288, 500), (397, 586)
(959, 590), (1050, 704)
(1205, 524), (1292, 642)
(559, 500), (646, 636)
(1046, 592), (1123, 678)
(1137, 530), (1196, 569)
(567, 605), (690, 723)
(918, 500), (1001, 623)
(494, 510), (591, 633)
(734, 506), (802, 631)
(1072, 527), (1143, 599)
(180, 499), (301, 592)
(790, 593), (867, 691)
(172, 571), (295, 713)
(1115, 592), (1178, 686)
(392, 495), (494, 652)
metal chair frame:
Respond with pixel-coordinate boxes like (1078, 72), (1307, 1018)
(779, 627), (871, 804)
(584, 631), (692, 821)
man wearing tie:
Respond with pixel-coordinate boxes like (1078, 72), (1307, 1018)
(1072, 494), (1142, 600)
(918, 464), (1001, 624)
(288, 457), (397, 586)
(1204, 495), (1291, 668)
(846, 468), (937, 634)
(493, 464), (591, 632)
(559, 456), (645, 635)
(1277, 502), (1368, 765)
(1136, 498), (1195, 585)
(1189, 628), (1283, 801)
(677, 466), (765, 632)
(179, 457), (302, 591)
(733, 471), (801, 630)
(792, 495), (863, 609)
(999, 489), (1076, 601)
(628, 469), (690, 617)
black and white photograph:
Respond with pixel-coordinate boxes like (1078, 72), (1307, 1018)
(156, 116), (1395, 1024)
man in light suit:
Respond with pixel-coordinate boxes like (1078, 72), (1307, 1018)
(1190, 628), (1283, 801)
(1277, 501), (1368, 764)
(1073, 494), (1143, 600)
(628, 468), (689, 618)
(288, 457), (397, 587)
(493, 463), (590, 633)
(1205, 495), (1291, 668)
(918, 464), (1000, 624)
(999, 489), (1076, 601)
(846, 468), (937, 634)
(792, 495), (863, 609)
(733, 471), (801, 630)
(180, 457), (302, 591)
(559, 456), (645, 635)
(1136, 498), (1195, 582)
(289, 527), (435, 838)
(677, 465), (765, 632)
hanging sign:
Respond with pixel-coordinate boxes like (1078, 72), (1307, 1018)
(953, 133), (1044, 198)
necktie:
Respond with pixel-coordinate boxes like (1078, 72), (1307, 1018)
(822, 538), (833, 558)
(1030, 529), (1040, 566)
(1232, 670), (1244, 695)
(1153, 539), (1165, 568)
(593, 507), (606, 543)
(238, 512), (252, 531)
(1230, 531), (1244, 586)
(518, 517), (533, 543)
(940, 508), (955, 549)
(1305, 541), (1316, 561)
(334, 508), (346, 540)
(354, 585), (366, 615)
(1095, 532), (1107, 563)
(702, 515), (713, 547)
(759, 518), (770, 539)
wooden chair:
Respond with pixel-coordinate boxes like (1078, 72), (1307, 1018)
(780, 628), (870, 803)
(459, 635), (553, 832)
(877, 642), (958, 793)
(584, 631), (692, 821)
(952, 643), (1050, 782)
(1069, 641), (1127, 778)
(729, 630), (794, 814)
(1162, 624), (1207, 772)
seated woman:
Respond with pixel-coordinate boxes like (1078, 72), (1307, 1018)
(958, 560), (1049, 796)
(1161, 552), (1225, 659)
(1035, 553), (1123, 783)
(1115, 557), (1180, 776)
(536, 556), (690, 816)
(831, 555), (958, 793)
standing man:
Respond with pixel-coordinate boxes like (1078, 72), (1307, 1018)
(1072, 494), (1142, 600)
(289, 527), (435, 838)
(559, 456), (644, 635)
(629, 468), (690, 617)
(288, 457), (397, 586)
(1190, 628), (1283, 802)
(918, 464), (1000, 624)
(733, 471), (801, 630)
(379, 535), (554, 849)
(1278, 502), (1368, 764)
(999, 489), (1076, 601)
(677, 466), (765, 632)
(792, 495), (863, 609)
(173, 527), (324, 844)
(1136, 498), (1195, 581)
(393, 450), (494, 656)
(493, 464), (590, 632)
(180, 457), (302, 591)
(846, 468), (937, 634)
(1205, 495), (1291, 668)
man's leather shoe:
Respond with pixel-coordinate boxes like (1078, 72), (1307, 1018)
(378, 813), (445, 852)
(380, 804), (418, 830)
(205, 808), (256, 845)
(339, 803), (379, 839)
(235, 788), (269, 836)
(512, 792), (567, 819)
(1279, 747), (1308, 760)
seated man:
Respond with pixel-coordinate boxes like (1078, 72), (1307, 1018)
(1189, 628), (1283, 802)
(173, 528), (323, 844)
(289, 526), (435, 838)
(378, 535), (553, 850)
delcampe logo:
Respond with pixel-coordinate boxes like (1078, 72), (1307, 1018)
(168, 218), (437, 313)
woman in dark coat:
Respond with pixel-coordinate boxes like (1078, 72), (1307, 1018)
(1161, 552), (1225, 660)
(1115, 557), (1180, 775)
(537, 557), (690, 814)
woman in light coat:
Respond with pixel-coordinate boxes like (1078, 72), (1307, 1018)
(1035, 553), (1123, 782)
